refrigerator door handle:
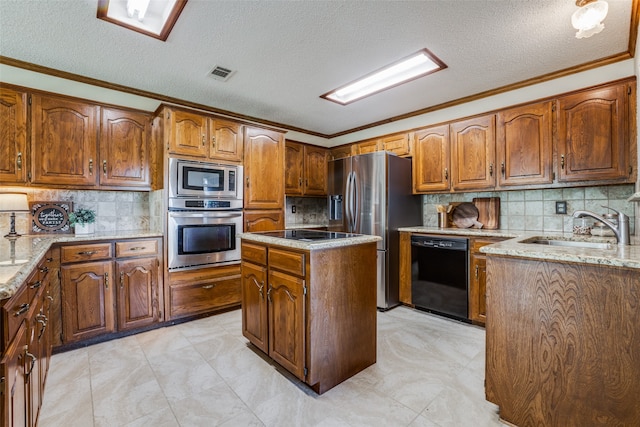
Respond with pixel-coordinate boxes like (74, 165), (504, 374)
(352, 171), (359, 232)
(345, 171), (353, 232)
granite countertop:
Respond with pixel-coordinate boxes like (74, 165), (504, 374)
(0, 230), (163, 300)
(398, 226), (521, 239)
(285, 223), (329, 230)
(240, 231), (381, 250)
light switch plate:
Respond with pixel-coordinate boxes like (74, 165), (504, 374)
(555, 201), (567, 215)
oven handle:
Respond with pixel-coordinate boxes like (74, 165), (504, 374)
(169, 211), (243, 219)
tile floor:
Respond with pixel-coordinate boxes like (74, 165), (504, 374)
(38, 307), (503, 427)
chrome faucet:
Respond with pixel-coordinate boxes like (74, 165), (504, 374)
(572, 206), (630, 246)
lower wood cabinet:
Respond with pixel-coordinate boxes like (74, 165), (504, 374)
(166, 264), (241, 321)
(469, 237), (505, 325)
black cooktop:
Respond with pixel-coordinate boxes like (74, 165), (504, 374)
(258, 230), (360, 242)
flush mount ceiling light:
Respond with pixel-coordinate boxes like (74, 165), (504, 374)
(321, 49), (447, 105)
(572, 0), (609, 39)
(97, 0), (187, 41)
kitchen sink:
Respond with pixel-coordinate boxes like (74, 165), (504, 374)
(521, 238), (613, 250)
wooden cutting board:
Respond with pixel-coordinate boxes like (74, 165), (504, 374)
(451, 202), (482, 228)
(473, 197), (500, 230)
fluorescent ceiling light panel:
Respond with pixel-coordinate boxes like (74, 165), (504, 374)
(97, 0), (187, 41)
(322, 49), (447, 105)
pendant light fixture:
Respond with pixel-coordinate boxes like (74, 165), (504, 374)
(572, 0), (609, 39)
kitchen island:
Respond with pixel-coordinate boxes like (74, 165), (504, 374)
(239, 229), (380, 394)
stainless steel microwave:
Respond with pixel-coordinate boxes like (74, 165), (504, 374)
(169, 158), (243, 200)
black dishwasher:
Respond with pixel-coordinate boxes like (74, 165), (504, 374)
(411, 235), (469, 322)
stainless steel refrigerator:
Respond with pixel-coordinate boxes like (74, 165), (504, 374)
(328, 152), (422, 309)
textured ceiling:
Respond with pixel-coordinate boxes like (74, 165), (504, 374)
(0, 0), (634, 138)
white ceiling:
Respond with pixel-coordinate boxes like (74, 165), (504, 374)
(0, 0), (635, 141)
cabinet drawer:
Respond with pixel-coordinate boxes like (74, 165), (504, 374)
(2, 281), (31, 343)
(471, 238), (505, 254)
(242, 242), (267, 265)
(115, 239), (158, 258)
(61, 243), (112, 263)
(269, 248), (305, 277)
(168, 274), (241, 319)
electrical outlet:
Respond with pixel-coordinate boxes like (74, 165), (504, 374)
(555, 201), (567, 214)
(291, 205), (296, 213)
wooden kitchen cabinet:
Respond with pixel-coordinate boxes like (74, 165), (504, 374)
(99, 107), (151, 189)
(240, 238), (377, 394)
(381, 133), (412, 157)
(2, 324), (27, 427)
(115, 257), (161, 331)
(468, 237), (505, 325)
(285, 141), (328, 196)
(496, 101), (553, 187)
(0, 87), (28, 184)
(330, 145), (353, 160)
(413, 124), (451, 192)
(243, 126), (285, 209)
(31, 94), (99, 187)
(210, 118), (243, 162)
(353, 139), (380, 155)
(451, 113), (496, 191)
(166, 264), (241, 320)
(556, 81), (633, 183)
(244, 210), (285, 232)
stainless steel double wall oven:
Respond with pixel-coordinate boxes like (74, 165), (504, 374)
(167, 158), (243, 270)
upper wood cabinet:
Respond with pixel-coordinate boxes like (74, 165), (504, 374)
(381, 133), (412, 157)
(244, 209), (285, 232)
(330, 145), (352, 160)
(413, 125), (450, 192)
(31, 94), (99, 187)
(244, 126), (285, 209)
(556, 82), (632, 183)
(496, 101), (553, 187)
(353, 139), (380, 155)
(166, 108), (243, 162)
(450, 114), (496, 191)
(0, 87), (28, 184)
(285, 141), (328, 196)
(100, 107), (151, 188)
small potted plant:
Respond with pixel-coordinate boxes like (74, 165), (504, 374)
(69, 208), (96, 235)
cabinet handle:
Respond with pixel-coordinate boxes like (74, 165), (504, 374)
(105, 272), (109, 289)
(25, 351), (37, 378)
(202, 284), (215, 289)
(103, 159), (107, 175)
(128, 246), (146, 251)
(202, 135), (205, 146)
(78, 251), (97, 256)
(120, 271), (124, 289)
(299, 177), (302, 186)
(246, 177), (250, 188)
(560, 154), (565, 170)
(267, 286), (272, 303)
(17, 152), (22, 170)
(444, 168), (448, 180)
(501, 162), (505, 177)
(29, 281), (42, 290)
(489, 163), (494, 176)
(47, 295), (54, 302)
(46, 257), (53, 263)
(211, 136), (216, 148)
(259, 281), (265, 299)
(39, 266), (49, 274)
(14, 303), (29, 316)
(89, 158), (93, 175)
(475, 264), (479, 280)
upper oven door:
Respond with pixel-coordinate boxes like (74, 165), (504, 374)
(169, 158), (242, 199)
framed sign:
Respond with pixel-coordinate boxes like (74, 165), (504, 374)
(30, 201), (73, 234)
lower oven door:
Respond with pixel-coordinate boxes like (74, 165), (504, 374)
(168, 210), (242, 270)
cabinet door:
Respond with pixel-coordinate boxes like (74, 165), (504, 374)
(413, 125), (450, 192)
(354, 139), (380, 155)
(268, 269), (305, 380)
(556, 83), (630, 182)
(496, 101), (553, 187)
(115, 257), (159, 332)
(330, 145), (352, 160)
(2, 323), (27, 427)
(31, 94), (99, 186)
(0, 87), (27, 184)
(451, 114), (496, 191)
(469, 255), (487, 325)
(285, 141), (304, 195)
(303, 146), (328, 196)
(241, 261), (268, 353)
(100, 107), (151, 188)
(244, 127), (284, 209)
(244, 210), (284, 232)
(381, 133), (412, 157)
(61, 261), (114, 343)
(26, 298), (42, 427)
(210, 119), (243, 162)
(168, 109), (208, 158)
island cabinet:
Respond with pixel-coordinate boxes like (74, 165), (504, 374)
(285, 141), (328, 196)
(486, 256), (640, 426)
(468, 237), (505, 325)
(556, 81), (634, 183)
(0, 86), (28, 184)
(240, 239), (377, 394)
(59, 238), (162, 345)
(1, 248), (58, 427)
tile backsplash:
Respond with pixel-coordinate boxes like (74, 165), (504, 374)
(422, 184), (636, 234)
(0, 188), (150, 235)
(285, 196), (328, 226)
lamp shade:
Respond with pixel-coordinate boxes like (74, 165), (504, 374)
(0, 193), (29, 212)
(572, 0), (608, 39)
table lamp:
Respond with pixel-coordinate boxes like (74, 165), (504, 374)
(0, 192), (29, 238)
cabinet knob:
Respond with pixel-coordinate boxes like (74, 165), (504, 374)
(561, 154), (565, 170)
(17, 152), (22, 170)
(103, 159), (107, 175)
(120, 271), (124, 289)
(444, 168), (448, 180)
(89, 158), (93, 175)
(202, 135), (205, 146)
(105, 272), (109, 289)
(211, 136), (216, 148)
(489, 163), (494, 177)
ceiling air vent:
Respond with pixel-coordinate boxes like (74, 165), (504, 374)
(209, 65), (235, 82)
